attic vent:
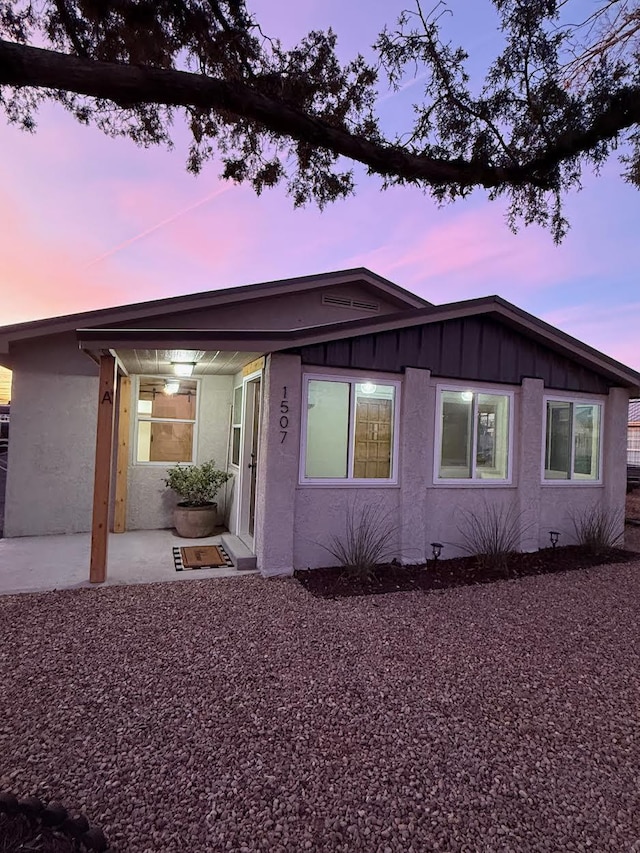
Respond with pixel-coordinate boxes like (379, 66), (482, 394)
(322, 294), (380, 312)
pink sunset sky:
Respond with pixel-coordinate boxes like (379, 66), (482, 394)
(0, 0), (638, 370)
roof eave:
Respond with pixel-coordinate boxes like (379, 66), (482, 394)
(71, 294), (640, 394)
(0, 267), (430, 349)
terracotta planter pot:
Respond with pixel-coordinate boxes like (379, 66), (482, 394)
(174, 503), (218, 538)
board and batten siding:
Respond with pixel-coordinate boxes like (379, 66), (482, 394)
(290, 316), (612, 394)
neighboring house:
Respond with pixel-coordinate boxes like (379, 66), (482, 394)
(0, 267), (638, 580)
(629, 399), (640, 469)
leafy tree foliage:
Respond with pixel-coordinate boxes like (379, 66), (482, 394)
(0, 0), (639, 239)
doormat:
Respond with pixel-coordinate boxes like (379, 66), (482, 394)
(173, 545), (234, 571)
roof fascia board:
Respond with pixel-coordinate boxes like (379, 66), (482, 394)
(488, 301), (640, 389)
(74, 304), (459, 347)
(77, 295), (640, 390)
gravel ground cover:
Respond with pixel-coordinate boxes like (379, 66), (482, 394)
(1, 565), (640, 853)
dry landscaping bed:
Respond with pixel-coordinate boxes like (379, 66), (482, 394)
(1, 563), (640, 852)
(295, 545), (638, 599)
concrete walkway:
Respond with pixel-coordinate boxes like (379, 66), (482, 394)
(0, 529), (254, 596)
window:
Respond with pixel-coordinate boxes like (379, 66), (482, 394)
(231, 385), (243, 466)
(544, 399), (601, 481)
(135, 377), (198, 464)
(436, 387), (511, 482)
(302, 376), (398, 483)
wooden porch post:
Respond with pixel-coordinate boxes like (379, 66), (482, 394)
(90, 354), (116, 583)
(113, 375), (131, 534)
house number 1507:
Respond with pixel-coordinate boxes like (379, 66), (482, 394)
(280, 386), (289, 443)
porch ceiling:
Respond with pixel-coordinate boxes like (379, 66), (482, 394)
(116, 348), (263, 376)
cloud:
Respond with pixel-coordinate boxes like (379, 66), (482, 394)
(344, 204), (585, 304)
(0, 190), (159, 323)
(542, 301), (640, 371)
(85, 184), (234, 267)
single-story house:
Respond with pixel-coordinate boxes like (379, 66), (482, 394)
(0, 267), (638, 581)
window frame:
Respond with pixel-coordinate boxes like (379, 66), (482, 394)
(433, 383), (514, 486)
(541, 394), (604, 485)
(299, 372), (401, 486)
(629, 425), (640, 467)
(133, 374), (201, 467)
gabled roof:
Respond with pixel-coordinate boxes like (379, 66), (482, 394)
(2, 266), (638, 393)
(76, 293), (640, 392)
(0, 268), (430, 351)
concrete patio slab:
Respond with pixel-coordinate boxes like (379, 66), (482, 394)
(0, 529), (256, 596)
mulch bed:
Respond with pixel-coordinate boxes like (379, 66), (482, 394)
(0, 813), (76, 852)
(295, 546), (639, 599)
(0, 793), (109, 853)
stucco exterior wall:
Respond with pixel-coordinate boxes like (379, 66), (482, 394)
(254, 353), (302, 576)
(3, 332), (629, 569)
(264, 365), (627, 575)
(293, 488), (401, 570)
(536, 386), (628, 548)
(289, 368), (525, 570)
(126, 374), (234, 530)
(4, 334), (98, 537)
(538, 486), (606, 546)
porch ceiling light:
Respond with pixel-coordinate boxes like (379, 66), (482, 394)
(361, 381), (377, 394)
(164, 380), (180, 395)
(172, 362), (195, 377)
(461, 390), (473, 402)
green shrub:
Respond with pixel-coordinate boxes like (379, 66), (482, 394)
(322, 502), (399, 581)
(570, 504), (623, 554)
(456, 501), (529, 568)
(164, 460), (231, 507)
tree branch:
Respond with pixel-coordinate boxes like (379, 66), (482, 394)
(0, 37), (509, 187)
(53, 0), (89, 58)
(1, 38), (639, 191)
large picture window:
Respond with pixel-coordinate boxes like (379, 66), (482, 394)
(544, 399), (601, 481)
(302, 376), (399, 483)
(436, 387), (511, 482)
(135, 377), (198, 464)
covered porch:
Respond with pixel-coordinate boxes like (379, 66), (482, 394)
(78, 335), (268, 585)
(0, 528), (257, 596)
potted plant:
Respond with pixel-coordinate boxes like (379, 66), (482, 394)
(164, 460), (232, 538)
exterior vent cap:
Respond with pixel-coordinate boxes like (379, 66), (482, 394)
(351, 299), (380, 311)
(322, 294), (380, 312)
